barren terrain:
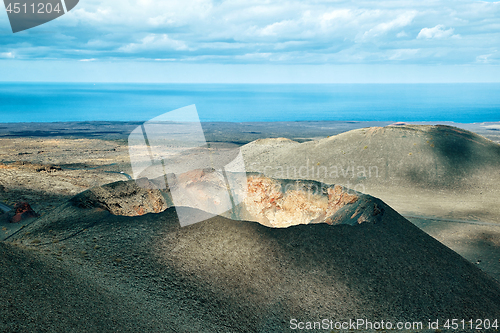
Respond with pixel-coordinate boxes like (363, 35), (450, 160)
(1, 121), (500, 332)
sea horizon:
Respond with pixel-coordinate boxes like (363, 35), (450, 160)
(1, 82), (500, 124)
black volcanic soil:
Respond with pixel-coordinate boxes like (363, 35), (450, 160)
(3, 201), (500, 332)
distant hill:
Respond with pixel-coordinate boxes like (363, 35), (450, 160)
(242, 125), (500, 222)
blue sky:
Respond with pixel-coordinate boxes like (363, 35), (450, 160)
(1, 0), (500, 82)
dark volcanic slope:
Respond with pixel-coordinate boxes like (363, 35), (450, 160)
(243, 125), (500, 190)
(4, 195), (500, 332)
(0, 242), (180, 333)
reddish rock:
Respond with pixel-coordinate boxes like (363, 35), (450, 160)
(11, 202), (39, 223)
(242, 176), (361, 228)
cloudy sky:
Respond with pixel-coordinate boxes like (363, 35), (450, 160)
(1, 0), (499, 82)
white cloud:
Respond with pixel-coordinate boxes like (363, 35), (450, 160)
(119, 34), (189, 53)
(147, 15), (175, 27)
(388, 49), (419, 60)
(258, 20), (297, 37)
(360, 11), (417, 40)
(417, 25), (455, 39)
(320, 9), (353, 29)
(71, 7), (111, 23)
(476, 53), (492, 63)
(0, 52), (15, 59)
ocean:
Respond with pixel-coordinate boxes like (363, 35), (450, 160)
(0, 82), (499, 123)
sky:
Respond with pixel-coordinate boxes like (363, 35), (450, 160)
(0, 0), (500, 83)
